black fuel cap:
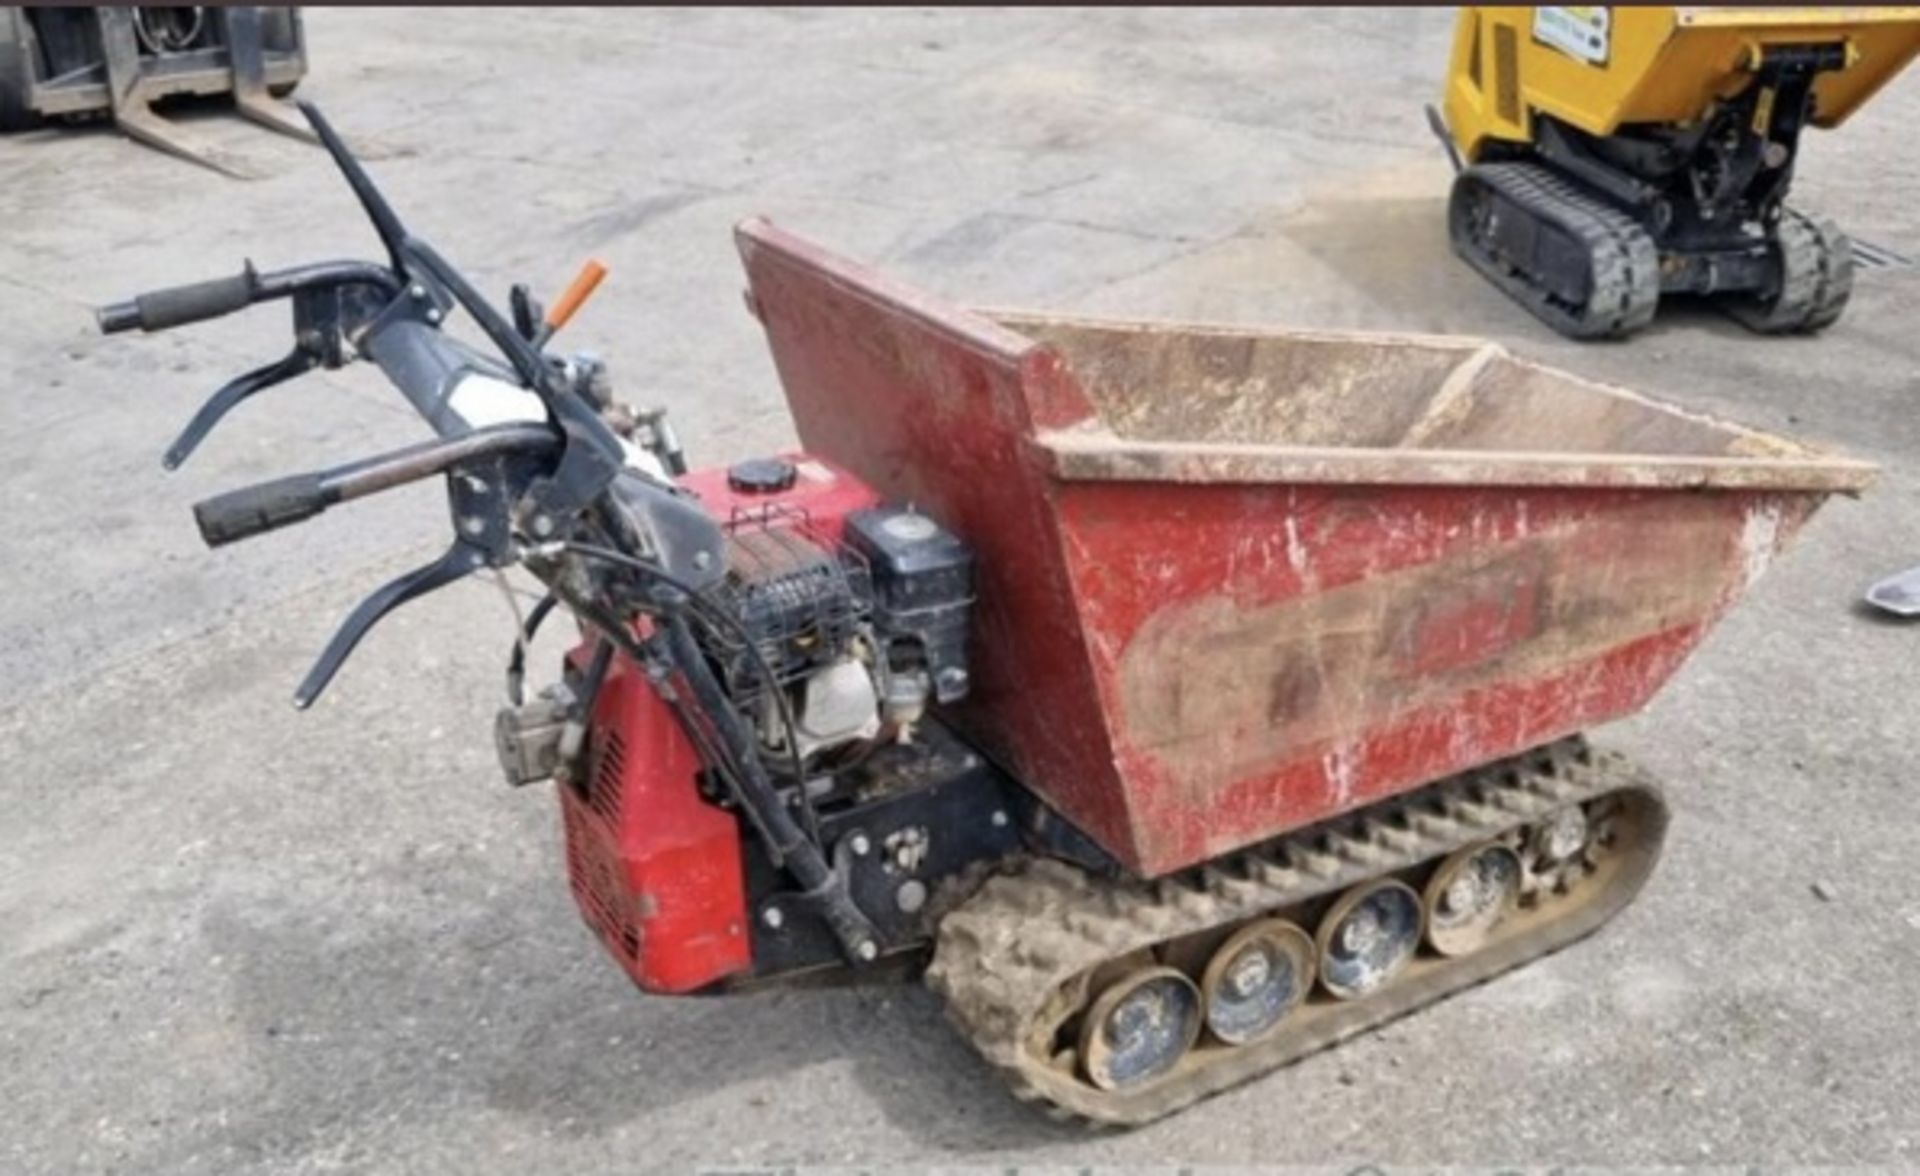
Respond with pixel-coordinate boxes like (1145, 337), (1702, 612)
(727, 457), (797, 494)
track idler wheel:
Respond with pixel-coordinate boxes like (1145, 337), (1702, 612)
(1315, 879), (1422, 999)
(1725, 207), (1854, 335)
(1079, 966), (1203, 1090)
(1200, 919), (1315, 1046)
(1422, 842), (1522, 957)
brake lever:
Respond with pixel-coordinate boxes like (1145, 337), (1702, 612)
(294, 537), (490, 709)
(285, 438), (532, 709)
(163, 346), (319, 470)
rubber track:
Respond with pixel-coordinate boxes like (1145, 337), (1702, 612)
(1450, 162), (1660, 340)
(1724, 207), (1854, 334)
(926, 738), (1668, 1126)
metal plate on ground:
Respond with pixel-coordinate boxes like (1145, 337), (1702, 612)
(1866, 565), (1920, 617)
(1852, 239), (1915, 272)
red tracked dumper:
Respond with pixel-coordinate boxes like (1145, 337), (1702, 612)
(104, 111), (1873, 1125)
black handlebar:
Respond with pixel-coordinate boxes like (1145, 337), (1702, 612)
(98, 264), (259, 334)
(102, 101), (632, 708)
(194, 471), (331, 547)
(99, 260), (404, 336)
(190, 424), (562, 548)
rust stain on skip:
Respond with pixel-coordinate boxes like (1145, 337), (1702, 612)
(1113, 495), (1769, 790)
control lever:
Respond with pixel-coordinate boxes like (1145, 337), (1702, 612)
(163, 346), (319, 470)
(294, 538), (491, 709)
(536, 258), (607, 347)
(186, 423), (561, 706)
(509, 283), (543, 343)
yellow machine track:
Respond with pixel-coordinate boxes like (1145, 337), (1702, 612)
(1448, 162), (1661, 340)
(1723, 207), (1854, 335)
(926, 738), (1668, 1126)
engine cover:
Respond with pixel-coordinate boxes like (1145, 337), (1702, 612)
(557, 647), (751, 994)
(559, 455), (880, 994)
(557, 452), (985, 991)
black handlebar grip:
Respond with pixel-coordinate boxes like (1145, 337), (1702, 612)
(97, 266), (258, 334)
(95, 300), (143, 334)
(193, 472), (332, 548)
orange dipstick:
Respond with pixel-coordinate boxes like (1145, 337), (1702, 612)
(544, 258), (608, 333)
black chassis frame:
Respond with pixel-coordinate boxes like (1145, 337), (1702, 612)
(730, 721), (1122, 984)
(1510, 41), (1848, 299)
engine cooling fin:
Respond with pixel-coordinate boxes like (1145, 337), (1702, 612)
(924, 737), (1668, 1127)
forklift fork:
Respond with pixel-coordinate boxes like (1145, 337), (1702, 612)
(98, 6), (314, 180)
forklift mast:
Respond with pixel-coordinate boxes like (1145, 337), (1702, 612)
(0, 6), (314, 178)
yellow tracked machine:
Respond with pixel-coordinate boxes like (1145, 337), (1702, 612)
(1434, 7), (1920, 338)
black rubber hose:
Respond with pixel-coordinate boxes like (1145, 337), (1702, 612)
(562, 538), (811, 785)
(505, 593), (559, 706)
(663, 611), (882, 960)
(661, 612), (830, 892)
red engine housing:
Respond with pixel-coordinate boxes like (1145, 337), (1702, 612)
(556, 453), (880, 993)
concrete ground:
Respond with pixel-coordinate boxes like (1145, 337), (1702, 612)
(3, 7), (1918, 1171)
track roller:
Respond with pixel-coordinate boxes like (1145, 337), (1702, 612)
(1200, 920), (1315, 1045)
(926, 737), (1669, 1126)
(1422, 842), (1521, 957)
(1315, 880), (1422, 999)
(1079, 966), (1203, 1091)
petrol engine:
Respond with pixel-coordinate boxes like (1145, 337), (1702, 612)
(698, 456), (975, 771)
(531, 453), (1003, 995)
